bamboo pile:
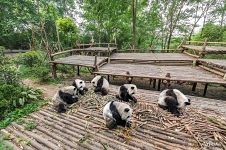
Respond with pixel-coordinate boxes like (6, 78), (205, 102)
(69, 90), (226, 149)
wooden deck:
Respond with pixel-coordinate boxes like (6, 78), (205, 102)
(181, 45), (226, 54)
(110, 53), (195, 63)
(198, 59), (226, 71)
(94, 64), (226, 85)
(50, 55), (107, 68)
(49, 55), (108, 78)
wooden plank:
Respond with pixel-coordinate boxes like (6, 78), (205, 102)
(110, 53), (194, 61)
(198, 59), (226, 71)
(94, 64), (226, 85)
(181, 45), (226, 53)
(50, 55), (108, 68)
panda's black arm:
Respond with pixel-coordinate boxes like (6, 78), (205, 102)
(79, 90), (85, 95)
(127, 94), (137, 103)
(94, 86), (101, 92)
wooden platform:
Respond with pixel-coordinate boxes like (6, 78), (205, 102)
(198, 59), (226, 71)
(181, 45), (226, 54)
(1, 85), (226, 150)
(50, 55), (108, 78)
(50, 55), (107, 68)
(110, 53), (195, 63)
(95, 64), (226, 85)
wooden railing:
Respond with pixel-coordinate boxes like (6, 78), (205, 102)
(4, 49), (29, 53)
(76, 42), (117, 49)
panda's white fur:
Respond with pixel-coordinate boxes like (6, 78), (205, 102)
(117, 84), (138, 103)
(103, 101), (132, 129)
(91, 75), (109, 95)
(158, 89), (191, 116)
(52, 86), (78, 113)
(72, 79), (88, 95)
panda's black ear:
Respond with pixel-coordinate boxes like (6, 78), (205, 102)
(124, 108), (130, 112)
(72, 81), (77, 87)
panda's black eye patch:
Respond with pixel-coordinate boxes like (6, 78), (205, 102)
(92, 82), (95, 84)
(124, 108), (130, 112)
(79, 81), (83, 84)
(131, 87), (135, 90)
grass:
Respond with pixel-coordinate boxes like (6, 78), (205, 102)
(0, 100), (47, 129)
(24, 120), (37, 131)
(0, 135), (13, 150)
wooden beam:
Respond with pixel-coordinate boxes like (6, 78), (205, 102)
(183, 51), (200, 58)
(192, 82), (197, 91)
(107, 75), (110, 82)
(186, 41), (226, 45)
(52, 64), (57, 78)
(203, 83), (208, 96)
(77, 66), (80, 76)
(51, 49), (82, 57)
(199, 65), (225, 76)
(153, 79), (156, 88)
(157, 79), (161, 91)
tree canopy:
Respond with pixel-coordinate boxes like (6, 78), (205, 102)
(0, 0), (226, 50)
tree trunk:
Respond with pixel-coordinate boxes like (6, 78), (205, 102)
(132, 0), (137, 49)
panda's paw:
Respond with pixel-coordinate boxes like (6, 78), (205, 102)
(132, 97), (137, 103)
(126, 121), (132, 128)
(83, 87), (88, 91)
(106, 119), (117, 129)
(101, 89), (108, 96)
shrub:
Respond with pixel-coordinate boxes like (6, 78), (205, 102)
(32, 64), (51, 82)
(17, 51), (44, 67)
(0, 53), (20, 85)
(0, 84), (43, 119)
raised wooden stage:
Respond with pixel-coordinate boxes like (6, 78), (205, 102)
(50, 55), (108, 78)
(95, 64), (226, 85)
(110, 53), (195, 64)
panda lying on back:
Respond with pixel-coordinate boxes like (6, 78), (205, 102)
(158, 89), (191, 117)
(52, 86), (78, 113)
(72, 79), (88, 95)
(91, 75), (109, 95)
(103, 101), (132, 129)
(116, 84), (138, 103)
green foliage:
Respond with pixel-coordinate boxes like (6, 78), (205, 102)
(201, 23), (223, 41)
(0, 100), (47, 129)
(17, 51), (44, 67)
(24, 120), (37, 131)
(0, 84), (44, 120)
(0, 135), (13, 150)
(0, 52), (20, 85)
(32, 64), (51, 82)
(192, 23), (226, 42)
(16, 50), (52, 82)
(56, 17), (79, 48)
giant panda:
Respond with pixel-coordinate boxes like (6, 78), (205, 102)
(158, 89), (191, 117)
(72, 79), (88, 95)
(116, 84), (138, 103)
(91, 75), (109, 96)
(52, 86), (78, 113)
(103, 101), (132, 129)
